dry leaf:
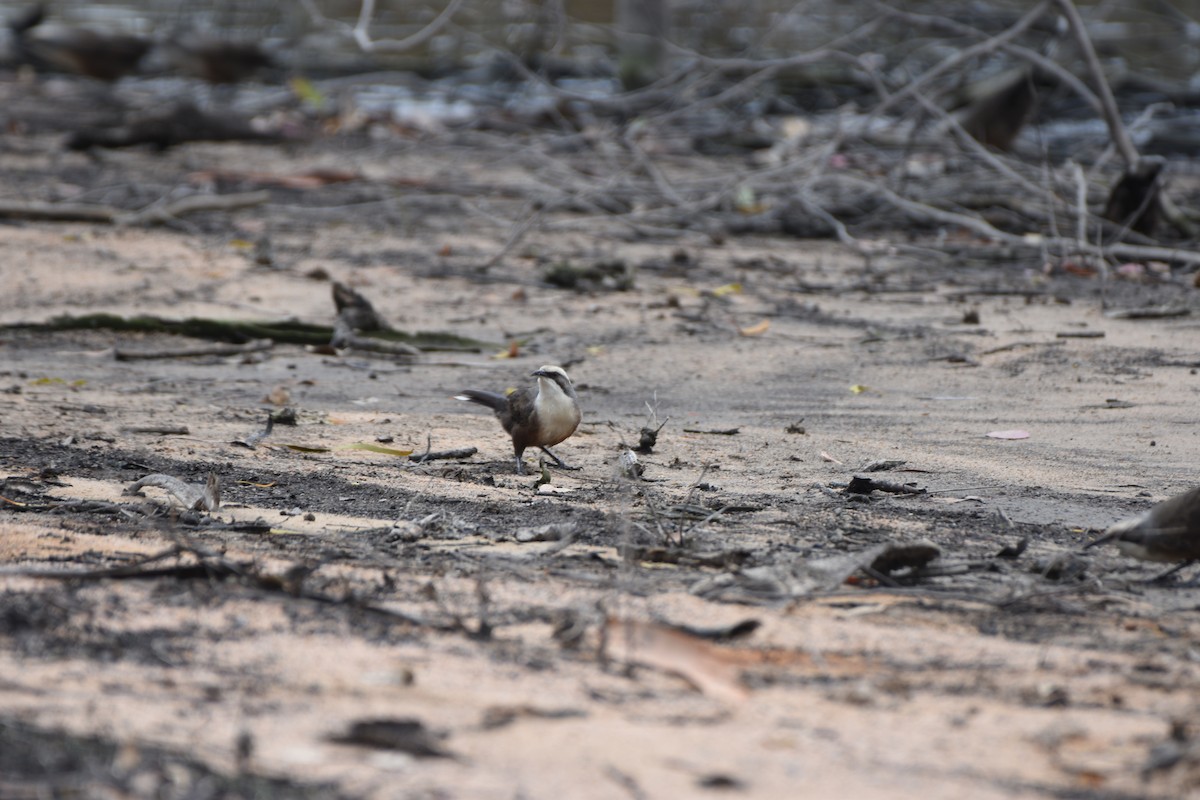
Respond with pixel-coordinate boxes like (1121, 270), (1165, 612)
(1063, 262), (1097, 277)
(986, 430), (1030, 440)
(265, 385), (291, 406)
(493, 341), (521, 359)
(820, 451), (844, 464)
(342, 443), (415, 457)
(739, 320), (770, 337)
(603, 618), (748, 704)
(710, 282), (743, 297)
(849, 384), (869, 394)
(281, 444), (330, 453)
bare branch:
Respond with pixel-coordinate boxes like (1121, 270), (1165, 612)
(870, 1), (1053, 118)
(352, 0), (468, 53)
(1054, 0), (1138, 166)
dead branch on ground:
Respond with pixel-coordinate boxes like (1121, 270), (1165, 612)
(0, 191), (269, 225)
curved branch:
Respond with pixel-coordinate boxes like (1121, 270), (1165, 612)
(352, 0), (467, 54)
(1054, 0), (1138, 166)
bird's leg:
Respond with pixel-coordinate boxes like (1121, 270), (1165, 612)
(540, 446), (579, 470)
(513, 453), (526, 475)
(1146, 560), (1196, 584)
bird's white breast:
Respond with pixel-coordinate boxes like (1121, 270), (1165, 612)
(534, 377), (581, 445)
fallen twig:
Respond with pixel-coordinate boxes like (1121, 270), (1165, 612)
(117, 191), (271, 226)
(124, 472), (221, 511)
(331, 319), (420, 357)
(121, 424), (191, 435)
(114, 338), (273, 361)
(0, 192), (270, 226)
(410, 446), (478, 463)
(1103, 306), (1190, 320)
(1055, 0), (1137, 167)
(0, 545), (229, 580)
(2, 313), (491, 351)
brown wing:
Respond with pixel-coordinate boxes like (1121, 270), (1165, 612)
(502, 387), (539, 452)
(1150, 486), (1200, 531)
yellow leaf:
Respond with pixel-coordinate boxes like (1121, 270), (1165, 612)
(711, 283), (742, 297)
(492, 340), (521, 359)
(290, 77), (325, 108)
(229, 238), (254, 250)
(342, 443), (415, 457)
(739, 320), (770, 337)
(849, 384), (869, 394)
(282, 444), (330, 453)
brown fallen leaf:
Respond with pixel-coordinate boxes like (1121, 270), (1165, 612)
(603, 618), (748, 704)
(493, 340), (521, 359)
(738, 319), (770, 337)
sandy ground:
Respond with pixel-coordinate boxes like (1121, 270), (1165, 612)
(3, 111), (1200, 800)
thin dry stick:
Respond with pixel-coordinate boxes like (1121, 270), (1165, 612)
(0, 191), (270, 225)
(451, 25), (708, 113)
(113, 339), (274, 361)
(876, 4), (1102, 115)
(348, 0), (467, 53)
(870, 1), (1052, 119)
(117, 191), (271, 226)
(621, 128), (685, 206)
(1054, 0), (1138, 167)
(481, 207), (547, 269)
(908, 89), (1053, 203)
(1056, 1), (1200, 238)
(821, 173), (1200, 267)
(1071, 162), (1088, 246)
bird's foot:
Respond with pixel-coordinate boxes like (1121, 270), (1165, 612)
(1145, 560), (1196, 585)
(540, 447), (579, 470)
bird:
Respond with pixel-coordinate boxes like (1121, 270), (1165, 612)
(163, 32), (273, 85)
(16, 24), (151, 82)
(1104, 157), (1165, 238)
(1086, 486), (1200, 581)
(957, 67), (1036, 152)
(456, 365), (581, 475)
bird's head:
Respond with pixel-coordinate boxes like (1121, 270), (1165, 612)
(532, 365), (575, 397)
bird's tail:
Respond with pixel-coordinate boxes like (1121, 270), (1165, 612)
(455, 389), (507, 412)
(1084, 517), (1141, 550)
